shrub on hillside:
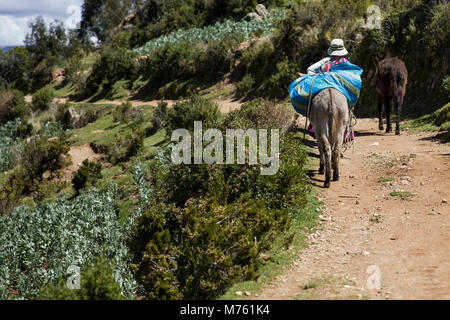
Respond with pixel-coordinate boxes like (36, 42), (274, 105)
(0, 119), (25, 172)
(110, 31), (131, 50)
(150, 101), (168, 132)
(109, 126), (145, 164)
(72, 159), (103, 194)
(31, 86), (55, 112)
(38, 256), (126, 300)
(112, 101), (133, 124)
(16, 117), (33, 138)
(165, 95), (220, 137)
(264, 58), (298, 98)
(198, 38), (237, 80)
(31, 56), (58, 90)
(0, 89), (29, 123)
(85, 47), (137, 95)
(236, 74), (255, 97)
(141, 42), (201, 85)
(0, 133), (70, 213)
(130, 100), (310, 299)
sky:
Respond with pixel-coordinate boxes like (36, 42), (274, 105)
(0, 0), (83, 46)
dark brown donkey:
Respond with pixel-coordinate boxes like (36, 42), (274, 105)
(375, 57), (408, 135)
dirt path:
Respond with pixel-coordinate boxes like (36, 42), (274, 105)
(25, 95), (242, 114)
(60, 143), (102, 181)
(256, 117), (450, 300)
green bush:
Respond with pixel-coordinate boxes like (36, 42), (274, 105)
(137, 39), (239, 99)
(236, 74), (255, 97)
(110, 31), (131, 50)
(130, 100), (310, 299)
(109, 126), (145, 164)
(0, 133), (70, 213)
(112, 101), (133, 124)
(38, 256), (126, 300)
(72, 159), (103, 193)
(150, 101), (168, 132)
(0, 89), (29, 123)
(443, 76), (450, 97)
(198, 38), (237, 80)
(16, 117), (33, 138)
(264, 58), (298, 98)
(0, 119), (25, 172)
(31, 86), (55, 112)
(165, 95), (220, 137)
(21, 135), (70, 183)
(85, 47), (137, 95)
(31, 56), (58, 90)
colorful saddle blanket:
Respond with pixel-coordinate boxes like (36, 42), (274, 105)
(289, 59), (363, 116)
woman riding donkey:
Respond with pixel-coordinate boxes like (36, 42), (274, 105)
(289, 39), (363, 187)
(302, 39), (355, 141)
(307, 38), (349, 75)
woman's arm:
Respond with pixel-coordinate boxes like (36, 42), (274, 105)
(307, 57), (330, 74)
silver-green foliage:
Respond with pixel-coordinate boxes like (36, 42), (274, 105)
(133, 10), (285, 55)
(0, 119), (24, 172)
(0, 184), (137, 299)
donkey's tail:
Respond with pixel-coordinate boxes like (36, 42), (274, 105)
(328, 88), (337, 148)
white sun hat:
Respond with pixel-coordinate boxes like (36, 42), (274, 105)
(327, 38), (348, 57)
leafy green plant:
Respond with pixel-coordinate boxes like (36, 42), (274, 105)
(85, 47), (137, 96)
(236, 74), (255, 97)
(0, 119), (24, 172)
(389, 191), (414, 199)
(112, 101), (133, 124)
(31, 86), (55, 112)
(21, 135), (70, 183)
(165, 95), (220, 137)
(133, 10), (285, 56)
(72, 159), (103, 193)
(150, 101), (168, 132)
(0, 89), (29, 124)
(38, 256), (126, 300)
(0, 185), (137, 299)
(130, 99), (310, 299)
(109, 126), (145, 164)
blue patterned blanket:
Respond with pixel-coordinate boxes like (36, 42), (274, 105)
(289, 61), (363, 116)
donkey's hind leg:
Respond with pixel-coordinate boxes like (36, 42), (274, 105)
(318, 140), (325, 175)
(332, 126), (346, 181)
(318, 134), (332, 188)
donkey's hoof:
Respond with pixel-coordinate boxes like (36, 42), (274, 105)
(386, 128), (392, 133)
(379, 125), (384, 131)
(333, 174), (339, 181)
(324, 180), (331, 188)
(395, 130), (400, 135)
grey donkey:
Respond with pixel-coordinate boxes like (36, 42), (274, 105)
(309, 88), (349, 188)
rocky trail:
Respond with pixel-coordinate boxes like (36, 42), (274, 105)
(255, 117), (449, 300)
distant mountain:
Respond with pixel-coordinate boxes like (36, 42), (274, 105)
(0, 46), (23, 52)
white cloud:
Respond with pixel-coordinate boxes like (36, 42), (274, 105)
(0, 0), (83, 46)
(0, 0), (83, 16)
